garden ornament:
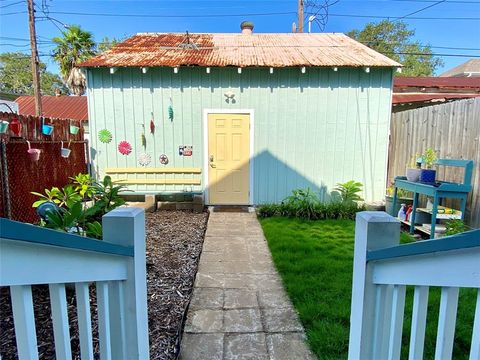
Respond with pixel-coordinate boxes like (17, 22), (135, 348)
(138, 153), (152, 167)
(41, 118), (54, 136)
(60, 141), (71, 158)
(9, 116), (22, 136)
(118, 140), (132, 155)
(0, 120), (8, 134)
(159, 154), (169, 165)
(150, 112), (155, 134)
(26, 140), (41, 161)
(69, 121), (80, 135)
(98, 129), (112, 143)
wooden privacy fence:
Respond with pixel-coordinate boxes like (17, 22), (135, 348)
(388, 98), (480, 228)
(0, 207), (149, 359)
(348, 212), (480, 360)
(0, 112), (86, 223)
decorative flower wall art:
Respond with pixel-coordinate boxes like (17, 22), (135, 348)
(159, 154), (169, 165)
(98, 129), (112, 143)
(118, 140), (132, 155)
(138, 153), (152, 166)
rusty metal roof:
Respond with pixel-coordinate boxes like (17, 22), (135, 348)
(79, 33), (401, 68)
(393, 93), (480, 104)
(16, 96), (88, 121)
(394, 76), (480, 90)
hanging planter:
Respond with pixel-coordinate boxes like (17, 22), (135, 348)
(26, 141), (41, 162)
(60, 141), (71, 158)
(69, 121), (80, 135)
(98, 129), (112, 143)
(138, 153), (151, 167)
(9, 116), (22, 136)
(42, 118), (54, 136)
(0, 120), (8, 134)
(118, 140), (132, 155)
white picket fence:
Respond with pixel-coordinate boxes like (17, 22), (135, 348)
(0, 207), (149, 360)
(348, 211), (480, 360)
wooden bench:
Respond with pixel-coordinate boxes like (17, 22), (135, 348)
(105, 167), (202, 185)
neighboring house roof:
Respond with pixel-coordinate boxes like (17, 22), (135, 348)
(0, 100), (18, 113)
(15, 96), (88, 121)
(439, 59), (480, 77)
(392, 76), (480, 111)
(79, 33), (401, 68)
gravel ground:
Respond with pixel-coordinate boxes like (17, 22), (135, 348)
(0, 210), (209, 360)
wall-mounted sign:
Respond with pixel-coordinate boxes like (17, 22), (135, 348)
(179, 145), (193, 156)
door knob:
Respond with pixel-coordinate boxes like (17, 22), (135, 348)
(209, 155), (216, 168)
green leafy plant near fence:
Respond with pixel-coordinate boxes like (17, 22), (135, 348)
(257, 184), (366, 221)
(31, 174), (127, 239)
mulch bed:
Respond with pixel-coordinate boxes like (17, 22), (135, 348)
(0, 210), (209, 360)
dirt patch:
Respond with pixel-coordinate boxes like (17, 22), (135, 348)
(0, 210), (208, 360)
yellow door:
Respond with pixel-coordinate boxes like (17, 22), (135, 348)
(208, 113), (250, 204)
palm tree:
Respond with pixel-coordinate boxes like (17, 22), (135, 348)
(52, 25), (96, 95)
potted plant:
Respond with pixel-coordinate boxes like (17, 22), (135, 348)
(406, 154), (422, 182)
(385, 185), (413, 216)
(420, 148), (437, 183)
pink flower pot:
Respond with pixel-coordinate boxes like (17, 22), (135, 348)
(27, 141), (41, 161)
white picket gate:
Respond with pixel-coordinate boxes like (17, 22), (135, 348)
(348, 211), (480, 360)
(0, 207), (149, 360)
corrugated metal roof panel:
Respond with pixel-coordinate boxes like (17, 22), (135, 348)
(392, 93), (480, 104)
(394, 76), (480, 89)
(16, 96), (88, 121)
(79, 33), (401, 68)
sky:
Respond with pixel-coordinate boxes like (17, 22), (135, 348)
(0, 0), (479, 75)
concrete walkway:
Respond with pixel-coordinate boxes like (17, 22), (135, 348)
(180, 211), (316, 360)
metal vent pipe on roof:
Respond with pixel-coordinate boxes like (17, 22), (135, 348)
(240, 21), (254, 34)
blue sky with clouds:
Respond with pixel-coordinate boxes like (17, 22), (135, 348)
(1, 0), (479, 75)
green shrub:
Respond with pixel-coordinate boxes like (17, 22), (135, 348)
(31, 174), (126, 239)
(256, 188), (366, 221)
(445, 219), (465, 236)
(256, 203), (281, 218)
(334, 180), (364, 203)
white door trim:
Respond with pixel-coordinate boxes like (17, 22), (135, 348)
(203, 109), (254, 205)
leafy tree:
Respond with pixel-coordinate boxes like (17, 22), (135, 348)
(52, 25), (96, 95)
(347, 20), (443, 76)
(97, 36), (119, 53)
(0, 52), (68, 95)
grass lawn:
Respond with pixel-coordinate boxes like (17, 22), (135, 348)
(260, 217), (476, 360)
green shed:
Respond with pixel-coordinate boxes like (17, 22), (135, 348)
(80, 29), (400, 205)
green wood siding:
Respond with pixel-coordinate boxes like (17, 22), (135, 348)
(86, 66), (393, 203)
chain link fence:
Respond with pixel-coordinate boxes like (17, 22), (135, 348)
(0, 112), (87, 223)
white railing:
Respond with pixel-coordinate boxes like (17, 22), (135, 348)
(348, 211), (480, 360)
(0, 207), (149, 360)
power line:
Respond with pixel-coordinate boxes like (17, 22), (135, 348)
(395, 0), (446, 20)
(0, 0), (24, 9)
(384, 51), (480, 57)
(46, 10), (298, 18)
(327, 12), (480, 20)
(42, 10), (479, 21)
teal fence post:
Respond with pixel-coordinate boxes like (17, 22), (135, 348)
(102, 207), (149, 360)
(348, 211), (400, 359)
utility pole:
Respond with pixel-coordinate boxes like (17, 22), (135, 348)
(27, 0), (42, 116)
(298, 0), (304, 33)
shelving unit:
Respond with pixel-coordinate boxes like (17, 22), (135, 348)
(392, 159), (473, 239)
